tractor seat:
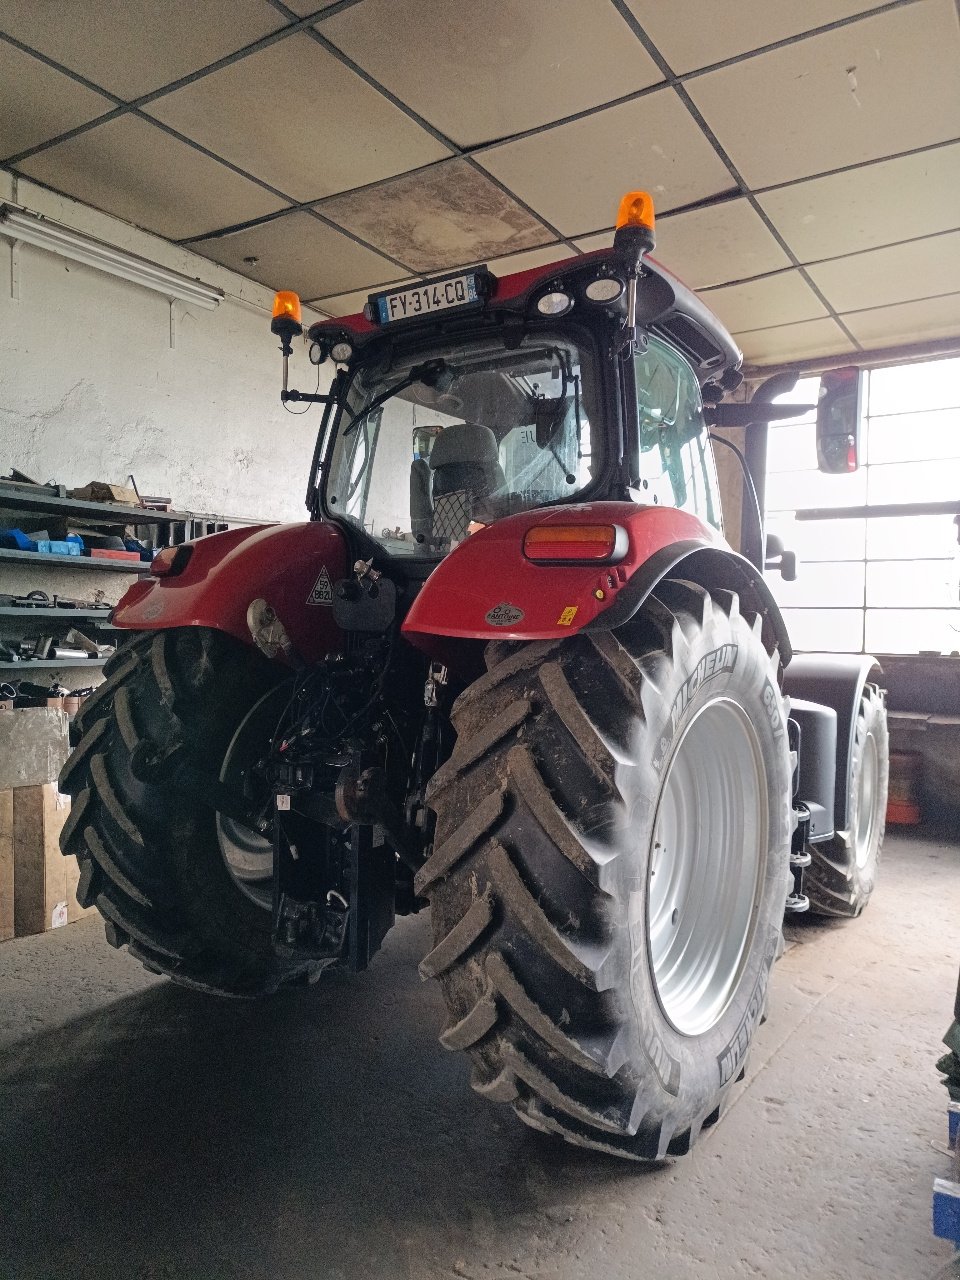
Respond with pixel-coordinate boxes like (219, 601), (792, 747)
(428, 423), (505, 543)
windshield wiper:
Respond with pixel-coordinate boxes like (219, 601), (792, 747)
(342, 358), (455, 434)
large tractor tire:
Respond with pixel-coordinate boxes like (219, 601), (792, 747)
(805, 684), (888, 918)
(59, 627), (321, 995)
(418, 582), (792, 1160)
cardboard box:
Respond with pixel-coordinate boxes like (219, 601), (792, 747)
(8, 784), (94, 937)
(68, 481), (140, 507)
(0, 708), (70, 790)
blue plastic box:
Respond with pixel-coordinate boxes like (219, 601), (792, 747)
(34, 538), (83, 556)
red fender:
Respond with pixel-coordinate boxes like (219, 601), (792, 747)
(401, 502), (724, 652)
(113, 522), (349, 662)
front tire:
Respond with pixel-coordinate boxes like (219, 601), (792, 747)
(805, 684), (888, 918)
(59, 628), (322, 995)
(418, 583), (792, 1159)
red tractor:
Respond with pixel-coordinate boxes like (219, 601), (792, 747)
(60, 191), (888, 1160)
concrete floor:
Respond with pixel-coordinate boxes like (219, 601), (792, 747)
(0, 831), (957, 1280)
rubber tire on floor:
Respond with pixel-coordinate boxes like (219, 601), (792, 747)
(805, 683), (888, 918)
(418, 582), (792, 1160)
(59, 627), (321, 995)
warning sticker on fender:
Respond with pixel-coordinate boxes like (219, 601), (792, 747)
(307, 567), (333, 606)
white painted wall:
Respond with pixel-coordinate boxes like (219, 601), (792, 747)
(0, 170), (329, 523)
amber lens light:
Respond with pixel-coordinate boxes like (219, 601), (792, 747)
(615, 190), (655, 233)
(272, 290), (302, 325)
(524, 524), (621, 562)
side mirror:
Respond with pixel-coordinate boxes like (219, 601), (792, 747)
(765, 533), (798, 582)
(816, 367), (863, 473)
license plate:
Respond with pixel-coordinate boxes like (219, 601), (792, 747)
(371, 271), (482, 325)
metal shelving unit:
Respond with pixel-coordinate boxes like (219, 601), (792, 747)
(0, 481), (237, 525)
(0, 547), (148, 573)
(0, 607), (116, 622)
(0, 657), (107, 671)
(0, 482), (260, 547)
(0, 483), (253, 683)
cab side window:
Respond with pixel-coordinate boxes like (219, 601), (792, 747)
(633, 338), (721, 531)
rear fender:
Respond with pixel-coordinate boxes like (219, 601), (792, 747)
(401, 502), (790, 665)
(782, 653), (883, 832)
(113, 521), (349, 662)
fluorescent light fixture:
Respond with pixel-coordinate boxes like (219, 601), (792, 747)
(0, 203), (224, 310)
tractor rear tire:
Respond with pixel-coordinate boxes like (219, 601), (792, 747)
(59, 627), (323, 996)
(419, 582), (792, 1160)
(805, 683), (888, 918)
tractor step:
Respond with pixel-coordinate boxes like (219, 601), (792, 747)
(787, 806), (813, 913)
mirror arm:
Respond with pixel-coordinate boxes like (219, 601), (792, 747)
(704, 402), (814, 426)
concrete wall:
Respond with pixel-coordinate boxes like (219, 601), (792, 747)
(0, 170), (328, 524)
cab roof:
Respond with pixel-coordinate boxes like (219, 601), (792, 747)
(308, 248), (743, 385)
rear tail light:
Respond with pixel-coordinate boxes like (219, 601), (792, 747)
(523, 524), (626, 563)
(151, 544), (193, 577)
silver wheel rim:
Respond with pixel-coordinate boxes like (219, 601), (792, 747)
(855, 732), (879, 869)
(216, 684), (288, 909)
(647, 697), (767, 1037)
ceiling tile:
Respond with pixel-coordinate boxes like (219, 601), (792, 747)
(654, 199), (791, 288)
(306, 280), (414, 317)
(320, 0), (662, 148)
(476, 88), (735, 238)
(317, 159), (551, 273)
(736, 317), (856, 363)
(841, 293), (960, 348)
(806, 232), (960, 313)
(282, 0), (341, 13)
(0, 0), (285, 99)
(758, 144), (960, 264)
(0, 40), (113, 159)
(572, 231), (613, 254)
(576, 199), (791, 288)
(189, 211), (399, 299)
(147, 33), (449, 203)
(700, 270), (827, 332)
(686, 0), (960, 187)
(624, 0), (881, 74)
(16, 116), (288, 240)
(484, 243), (574, 276)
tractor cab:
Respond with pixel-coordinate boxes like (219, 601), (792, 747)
(273, 192), (743, 573)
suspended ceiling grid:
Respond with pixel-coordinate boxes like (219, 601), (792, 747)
(1, 0), (959, 365)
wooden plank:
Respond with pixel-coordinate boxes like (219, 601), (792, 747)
(13, 784), (69, 936)
(0, 790), (13, 942)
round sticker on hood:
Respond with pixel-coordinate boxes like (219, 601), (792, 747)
(485, 603), (525, 627)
